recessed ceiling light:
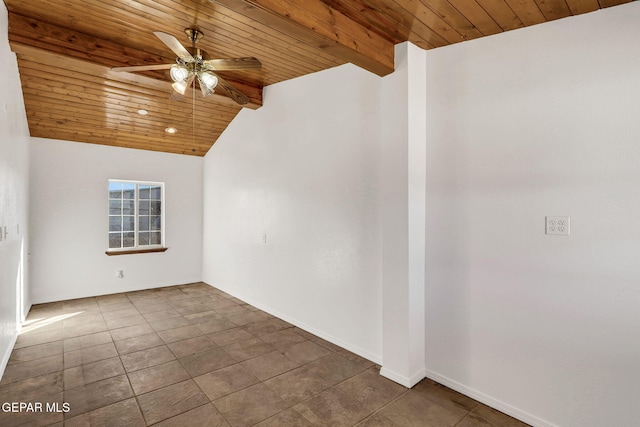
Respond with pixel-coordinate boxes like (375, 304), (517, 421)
(165, 127), (177, 134)
(137, 109), (148, 115)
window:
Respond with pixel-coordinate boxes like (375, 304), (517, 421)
(107, 180), (165, 254)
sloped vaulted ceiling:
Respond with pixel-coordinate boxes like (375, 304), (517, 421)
(3, 0), (633, 156)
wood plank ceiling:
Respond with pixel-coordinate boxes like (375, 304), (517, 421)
(3, 0), (633, 156)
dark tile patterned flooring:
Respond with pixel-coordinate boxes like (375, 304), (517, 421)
(0, 282), (529, 426)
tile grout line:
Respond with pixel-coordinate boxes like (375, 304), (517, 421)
(118, 294), (147, 426)
(4, 283), (387, 427)
(349, 387), (411, 427)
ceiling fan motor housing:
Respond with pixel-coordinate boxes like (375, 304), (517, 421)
(185, 28), (204, 43)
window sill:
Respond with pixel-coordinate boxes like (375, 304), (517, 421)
(105, 247), (168, 256)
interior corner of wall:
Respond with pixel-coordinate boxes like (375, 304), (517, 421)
(22, 302), (32, 324)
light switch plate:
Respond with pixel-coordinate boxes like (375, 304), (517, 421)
(546, 216), (570, 235)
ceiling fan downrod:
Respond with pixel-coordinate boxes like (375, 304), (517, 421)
(184, 28), (204, 44)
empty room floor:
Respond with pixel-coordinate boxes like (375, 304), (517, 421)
(0, 282), (528, 426)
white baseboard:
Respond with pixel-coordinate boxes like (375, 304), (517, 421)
(424, 369), (558, 427)
(205, 281), (382, 365)
(31, 280), (201, 304)
(380, 366), (425, 388)
(197, 282), (561, 427)
(0, 326), (21, 382)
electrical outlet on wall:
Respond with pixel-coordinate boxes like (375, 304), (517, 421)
(546, 216), (570, 235)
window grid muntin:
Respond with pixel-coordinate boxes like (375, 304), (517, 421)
(108, 180), (164, 251)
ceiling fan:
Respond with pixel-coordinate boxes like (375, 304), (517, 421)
(112, 28), (261, 105)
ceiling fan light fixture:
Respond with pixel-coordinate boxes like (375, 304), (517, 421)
(199, 72), (218, 91)
(112, 29), (258, 106)
(170, 64), (189, 83)
(171, 80), (188, 95)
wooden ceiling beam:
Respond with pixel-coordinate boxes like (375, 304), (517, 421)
(212, 0), (395, 76)
(7, 13), (263, 109)
(8, 13), (170, 70)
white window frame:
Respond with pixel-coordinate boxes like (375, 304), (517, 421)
(107, 179), (166, 253)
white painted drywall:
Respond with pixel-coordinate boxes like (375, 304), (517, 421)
(0, 2), (30, 377)
(202, 64), (383, 362)
(8, 2), (637, 425)
(379, 42), (427, 387)
(424, 3), (640, 426)
(29, 138), (203, 303)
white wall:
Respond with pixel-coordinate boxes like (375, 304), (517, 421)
(379, 42), (427, 387)
(30, 138), (203, 303)
(0, 1), (30, 376)
(202, 65), (383, 362)
(6, 1), (636, 424)
(424, 3), (640, 427)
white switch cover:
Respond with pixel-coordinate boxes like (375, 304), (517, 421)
(546, 216), (570, 235)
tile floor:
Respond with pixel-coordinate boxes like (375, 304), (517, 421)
(0, 282), (529, 426)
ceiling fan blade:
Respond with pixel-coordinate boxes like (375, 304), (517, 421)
(111, 64), (173, 72)
(203, 57), (262, 71)
(153, 31), (194, 61)
(214, 74), (250, 105)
